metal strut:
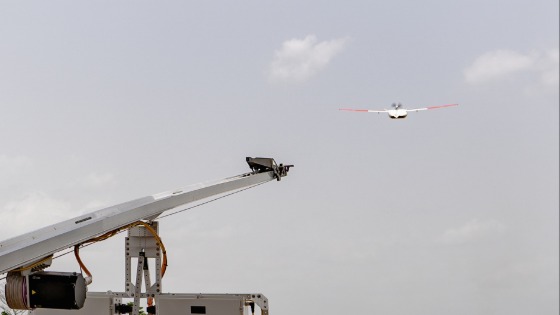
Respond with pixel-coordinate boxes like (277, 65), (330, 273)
(121, 222), (162, 315)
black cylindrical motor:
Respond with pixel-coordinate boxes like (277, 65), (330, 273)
(6, 271), (87, 310)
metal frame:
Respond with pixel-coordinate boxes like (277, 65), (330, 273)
(83, 224), (270, 314)
(155, 293), (269, 315)
(1, 162), (289, 274)
(1, 157), (292, 315)
(124, 222), (161, 314)
(31, 292), (268, 315)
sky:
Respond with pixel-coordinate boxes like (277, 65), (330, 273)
(0, 1), (558, 314)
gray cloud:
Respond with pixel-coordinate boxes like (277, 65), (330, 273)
(440, 219), (506, 244)
(83, 172), (117, 188)
(0, 155), (33, 177)
(0, 192), (73, 237)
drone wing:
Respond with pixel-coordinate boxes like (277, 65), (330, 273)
(405, 103), (459, 112)
(339, 108), (389, 114)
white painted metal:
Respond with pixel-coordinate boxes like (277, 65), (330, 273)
(157, 295), (243, 315)
(30, 293), (122, 315)
(0, 171), (276, 275)
(29, 292), (268, 315)
(3, 158), (290, 315)
(156, 293), (268, 315)
(125, 223), (161, 297)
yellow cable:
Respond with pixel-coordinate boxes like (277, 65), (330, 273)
(136, 221), (168, 278)
(74, 245), (92, 285)
(73, 220), (168, 288)
(11, 255), (53, 272)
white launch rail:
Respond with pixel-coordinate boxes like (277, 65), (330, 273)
(0, 157), (292, 275)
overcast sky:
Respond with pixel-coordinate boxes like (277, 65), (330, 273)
(0, 1), (558, 314)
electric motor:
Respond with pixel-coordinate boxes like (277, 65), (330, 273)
(6, 271), (87, 310)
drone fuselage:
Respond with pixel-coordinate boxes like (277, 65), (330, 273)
(388, 109), (408, 119)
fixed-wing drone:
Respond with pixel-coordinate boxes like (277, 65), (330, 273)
(339, 103), (458, 119)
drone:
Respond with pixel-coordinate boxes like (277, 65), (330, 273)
(339, 102), (458, 119)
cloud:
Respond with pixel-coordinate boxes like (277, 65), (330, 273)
(464, 49), (559, 88)
(440, 219), (506, 244)
(464, 50), (535, 83)
(83, 172), (117, 187)
(269, 35), (348, 82)
(0, 154), (33, 176)
(0, 192), (73, 238)
(80, 200), (111, 212)
(537, 49), (560, 87)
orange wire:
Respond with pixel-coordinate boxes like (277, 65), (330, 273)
(74, 245), (92, 283)
(137, 221), (168, 278)
(73, 221), (168, 289)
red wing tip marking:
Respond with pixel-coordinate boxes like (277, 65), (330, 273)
(339, 108), (369, 112)
(426, 104), (459, 110)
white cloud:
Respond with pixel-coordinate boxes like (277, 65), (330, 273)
(464, 50), (536, 84)
(0, 192), (73, 238)
(80, 200), (111, 212)
(464, 49), (559, 89)
(84, 172), (117, 187)
(0, 154), (33, 176)
(440, 219), (506, 244)
(269, 35), (348, 82)
(537, 48), (559, 87)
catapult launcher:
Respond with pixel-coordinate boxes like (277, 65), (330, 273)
(1, 157), (293, 315)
